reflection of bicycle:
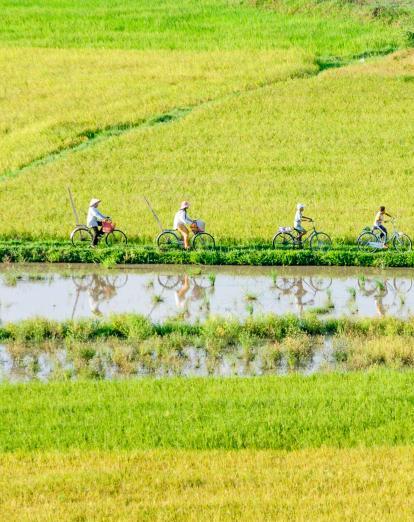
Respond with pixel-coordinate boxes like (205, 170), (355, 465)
(357, 219), (411, 253)
(358, 277), (412, 296)
(157, 224), (215, 251)
(70, 219), (128, 247)
(273, 221), (332, 251)
(157, 274), (213, 289)
(275, 276), (332, 293)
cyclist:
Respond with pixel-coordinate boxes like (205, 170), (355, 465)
(294, 203), (312, 242)
(373, 206), (393, 245)
(173, 201), (195, 250)
(87, 198), (110, 246)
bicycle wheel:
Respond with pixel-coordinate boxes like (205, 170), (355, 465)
(105, 274), (128, 288)
(393, 277), (412, 293)
(393, 234), (412, 252)
(105, 229), (128, 246)
(71, 226), (93, 247)
(309, 276), (332, 291)
(310, 232), (332, 251)
(275, 277), (296, 291)
(157, 231), (180, 250)
(157, 275), (180, 289)
(357, 232), (379, 253)
(192, 233), (216, 250)
(272, 232), (295, 250)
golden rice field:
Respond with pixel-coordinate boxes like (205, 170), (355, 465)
(1, 50), (412, 241)
(1, 448), (413, 521)
(0, 47), (314, 174)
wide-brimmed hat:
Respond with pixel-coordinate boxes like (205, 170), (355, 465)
(180, 201), (190, 210)
(297, 203), (305, 210)
(89, 198), (101, 207)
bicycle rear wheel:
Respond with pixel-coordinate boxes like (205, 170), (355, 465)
(357, 232), (379, 253)
(393, 233), (412, 252)
(105, 229), (128, 246)
(272, 232), (295, 250)
(157, 231), (180, 250)
(310, 232), (332, 251)
(192, 233), (215, 250)
(71, 226), (93, 247)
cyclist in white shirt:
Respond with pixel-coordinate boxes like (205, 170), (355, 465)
(373, 205), (392, 243)
(87, 198), (110, 246)
(173, 201), (195, 250)
(294, 203), (312, 241)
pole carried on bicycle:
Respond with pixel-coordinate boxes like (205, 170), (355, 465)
(143, 196), (163, 232)
(67, 186), (81, 226)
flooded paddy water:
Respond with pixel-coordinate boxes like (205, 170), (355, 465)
(0, 264), (413, 323)
(1, 264), (413, 382)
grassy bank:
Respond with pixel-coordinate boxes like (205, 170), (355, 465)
(1, 372), (414, 451)
(4, 313), (414, 343)
(1, 448), (414, 521)
(2, 241), (414, 266)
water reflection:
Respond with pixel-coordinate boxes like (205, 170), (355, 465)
(72, 274), (128, 317)
(0, 266), (413, 322)
(0, 339), (335, 383)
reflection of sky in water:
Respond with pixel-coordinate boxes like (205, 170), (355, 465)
(0, 265), (413, 323)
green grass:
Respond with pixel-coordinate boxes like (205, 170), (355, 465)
(1, 371), (413, 451)
(0, 0), (405, 54)
(2, 240), (414, 266)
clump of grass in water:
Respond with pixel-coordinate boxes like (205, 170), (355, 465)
(270, 270), (278, 287)
(3, 270), (23, 286)
(244, 292), (257, 302)
(208, 273), (216, 286)
(152, 294), (164, 304)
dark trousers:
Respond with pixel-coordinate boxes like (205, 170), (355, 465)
(375, 224), (387, 241)
(92, 221), (103, 246)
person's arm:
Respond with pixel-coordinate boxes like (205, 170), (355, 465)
(302, 215), (313, 222)
(184, 212), (195, 226)
(94, 208), (109, 220)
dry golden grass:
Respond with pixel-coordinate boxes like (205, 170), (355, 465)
(1, 448), (413, 521)
(0, 47), (313, 173)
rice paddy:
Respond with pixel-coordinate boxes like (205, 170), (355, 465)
(1, 448), (413, 521)
(2, 1), (414, 518)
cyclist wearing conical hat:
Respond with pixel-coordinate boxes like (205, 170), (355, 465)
(294, 203), (312, 241)
(173, 201), (195, 250)
(87, 198), (110, 246)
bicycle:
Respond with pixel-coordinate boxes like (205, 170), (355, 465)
(157, 223), (215, 250)
(272, 221), (332, 251)
(357, 218), (411, 253)
(70, 219), (128, 247)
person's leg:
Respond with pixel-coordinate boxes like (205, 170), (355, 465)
(379, 225), (387, 242)
(91, 226), (99, 246)
(177, 224), (190, 249)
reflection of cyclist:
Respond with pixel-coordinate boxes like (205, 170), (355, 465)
(294, 203), (312, 242)
(373, 206), (392, 244)
(175, 274), (191, 309)
(87, 275), (117, 316)
(87, 198), (110, 247)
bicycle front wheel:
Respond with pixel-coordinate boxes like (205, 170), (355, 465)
(192, 233), (216, 250)
(393, 234), (412, 252)
(357, 232), (379, 253)
(71, 226), (93, 247)
(310, 232), (332, 251)
(106, 229), (128, 246)
(157, 231), (180, 250)
(272, 232), (295, 250)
